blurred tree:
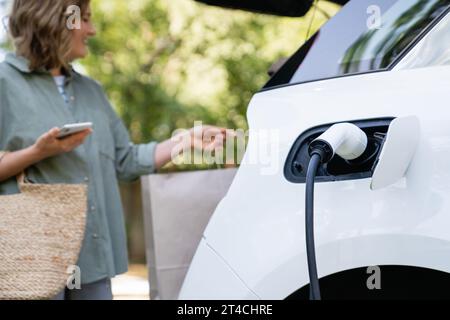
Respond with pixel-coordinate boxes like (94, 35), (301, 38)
(83, 0), (339, 171)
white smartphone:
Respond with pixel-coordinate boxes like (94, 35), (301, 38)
(57, 122), (93, 139)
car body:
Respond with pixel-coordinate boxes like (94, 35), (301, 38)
(180, 0), (450, 299)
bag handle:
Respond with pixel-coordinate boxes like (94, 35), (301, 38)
(0, 151), (27, 186)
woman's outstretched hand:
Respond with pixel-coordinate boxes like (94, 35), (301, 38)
(154, 125), (235, 170)
(188, 125), (228, 152)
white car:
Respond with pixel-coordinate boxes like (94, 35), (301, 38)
(180, 0), (450, 299)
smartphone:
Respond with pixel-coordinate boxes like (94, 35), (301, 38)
(57, 122), (93, 139)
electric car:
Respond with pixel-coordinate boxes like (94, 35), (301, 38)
(180, 0), (450, 299)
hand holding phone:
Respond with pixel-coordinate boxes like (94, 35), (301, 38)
(57, 122), (93, 139)
(33, 124), (93, 160)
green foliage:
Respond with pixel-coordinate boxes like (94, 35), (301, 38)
(82, 0), (340, 170)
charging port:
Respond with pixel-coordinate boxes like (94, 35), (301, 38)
(284, 118), (393, 184)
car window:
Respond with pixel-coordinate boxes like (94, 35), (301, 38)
(394, 11), (450, 70)
(264, 0), (450, 90)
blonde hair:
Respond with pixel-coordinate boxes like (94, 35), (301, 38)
(8, 0), (90, 72)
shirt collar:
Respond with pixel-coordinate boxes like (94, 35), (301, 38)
(5, 52), (34, 73)
(5, 52), (76, 81)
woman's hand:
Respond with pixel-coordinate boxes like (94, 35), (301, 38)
(32, 127), (93, 159)
(187, 125), (228, 152)
(154, 125), (234, 170)
(0, 127), (92, 182)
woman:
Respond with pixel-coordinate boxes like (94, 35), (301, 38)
(0, 0), (227, 299)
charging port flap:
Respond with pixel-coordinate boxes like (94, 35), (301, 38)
(371, 116), (420, 190)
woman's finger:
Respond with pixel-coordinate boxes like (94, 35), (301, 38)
(204, 133), (224, 149)
(204, 127), (235, 141)
(203, 129), (225, 141)
(60, 128), (92, 142)
(57, 129), (92, 151)
(49, 127), (60, 138)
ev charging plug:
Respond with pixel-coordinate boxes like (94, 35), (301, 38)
(305, 123), (368, 300)
(309, 122), (368, 162)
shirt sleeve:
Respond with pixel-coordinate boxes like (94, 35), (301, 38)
(111, 115), (158, 182)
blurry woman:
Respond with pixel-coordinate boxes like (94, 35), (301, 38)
(0, 0), (226, 299)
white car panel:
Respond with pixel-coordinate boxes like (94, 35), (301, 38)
(181, 65), (450, 299)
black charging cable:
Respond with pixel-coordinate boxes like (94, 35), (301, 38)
(305, 142), (333, 300)
(303, 124), (371, 300)
(305, 152), (322, 300)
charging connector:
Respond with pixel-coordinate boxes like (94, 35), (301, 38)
(305, 123), (368, 300)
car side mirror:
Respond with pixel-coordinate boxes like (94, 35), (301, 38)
(370, 116), (420, 190)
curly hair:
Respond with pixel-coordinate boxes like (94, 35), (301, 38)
(8, 0), (90, 72)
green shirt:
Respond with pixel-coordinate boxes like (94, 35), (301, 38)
(0, 52), (157, 284)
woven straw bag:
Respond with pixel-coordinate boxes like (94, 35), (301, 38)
(0, 151), (87, 300)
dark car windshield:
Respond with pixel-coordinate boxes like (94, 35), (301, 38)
(264, 0), (450, 90)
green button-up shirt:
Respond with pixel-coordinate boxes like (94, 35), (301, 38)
(0, 52), (157, 284)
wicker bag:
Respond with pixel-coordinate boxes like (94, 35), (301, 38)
(0, 152), (87, 300)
